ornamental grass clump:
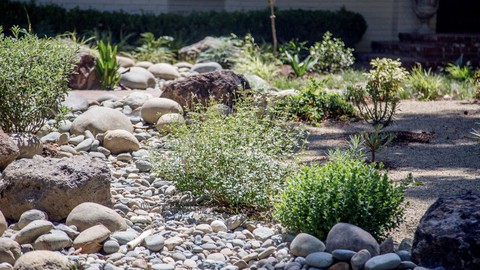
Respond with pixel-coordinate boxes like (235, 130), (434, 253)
(0, 26), (78, 133)
(274, 146), (406, 240)
(150, 99), (306, 211)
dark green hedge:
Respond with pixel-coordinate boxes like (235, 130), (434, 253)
(0, 0), (367, 47)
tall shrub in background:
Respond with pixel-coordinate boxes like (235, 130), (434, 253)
(0, 26), (77, 133)
(309, 31), (355, 73)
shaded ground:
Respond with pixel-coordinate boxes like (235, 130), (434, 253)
(302, 100), (480, 241)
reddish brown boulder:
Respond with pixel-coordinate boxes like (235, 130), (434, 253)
(68, 51), (100, 90)
(161, 70), (250, 108)
(412, 193), (480, 269)
(0, 129), (19, 170)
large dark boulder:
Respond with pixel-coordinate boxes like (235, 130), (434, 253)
(412, 193), (480, 270)
(161, 70), (250, 107)
(0, 156), (112, 221)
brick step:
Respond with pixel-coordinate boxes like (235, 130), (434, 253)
(398, 33), (480, 44)
(355, 52), (440, 69)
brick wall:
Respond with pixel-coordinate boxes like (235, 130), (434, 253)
(12, 0), (430, 52)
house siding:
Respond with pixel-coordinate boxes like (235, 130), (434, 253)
(12, 0), (431, 52)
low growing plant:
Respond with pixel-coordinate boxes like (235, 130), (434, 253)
(133, 32), (176, 63)
(445, 63), (473, 82)
(0, 26), (77, 133)
(284, 51), (317, 78)
(150, 99), (306, 211)
(403, 64), (445, 101)
(274, 145), (406, 240)
(309, 31), (355, 73)
(96, 40), (121, 90)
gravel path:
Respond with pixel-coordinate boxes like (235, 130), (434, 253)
(302, 100), (480, 241)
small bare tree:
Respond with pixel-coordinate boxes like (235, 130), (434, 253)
(268, 0), (278, 56)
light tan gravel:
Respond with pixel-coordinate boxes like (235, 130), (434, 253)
(301, 100), (480, 241)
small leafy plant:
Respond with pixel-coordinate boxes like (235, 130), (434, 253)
(0, 26), (77, 133)
(284, 51), (317, 78)
(133, 32), (176, 63)
(362, 125), (396, 162)
(96, 40), (121, 90)
(309, 31), (355, 73)
(445, 63), (473, 82)
(274, 145), (406, 240)
(150, 99), (306, 211)
(403, 64), (445, 101)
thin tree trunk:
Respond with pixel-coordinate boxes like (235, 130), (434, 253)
(268, 0), (278, 56)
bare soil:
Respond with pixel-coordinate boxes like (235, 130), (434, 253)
(302, 99), (480, 241)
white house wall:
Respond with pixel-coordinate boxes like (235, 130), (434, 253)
(13, 0), (430, 52)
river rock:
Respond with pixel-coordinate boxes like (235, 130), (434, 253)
(66, 202), (127, 232)
(148, 63), (180, 80)
(144, 234), (165, 251)
(364, 253), (401, 270)
(290, 233), (326, 257)
(332, 249), (356, 261)
(73, 224), (111, 249)
(141, 98), (183, 124)
(120, 67), (156, 89)
(71, 106), (133, 136)
(13, 220), (54, 244)
(0, 238), (21, 265)
(211, 220), (228, 233)
(412, 193), (480, 269)
(351, 249), (371, 270)
(116, 56), (135, 68)
(13, 250), (70, 270)
(111, 230), (138, 245)
(0, 130), (19, 170)
(102, 129), (140, 154)
(156, 113), (185, 133)
(305, 252), (334, 268)
(161, 70), (250, 107)
(8, 133), (42, 159)
(33, 232), (72, 251)
(253, 227), (274, 241)
(0, 156), (111, 221)
(135, 61), (154, 69)
(63, 93), (89, 112)
(103, 239), (120, 254)
(122, 92), (153, 110)
(191, 62), (223, 73)
(0, 211), (6, 236)
(326, 223), (380, 256)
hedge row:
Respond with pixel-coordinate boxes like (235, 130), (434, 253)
(0, 0), (367, 47)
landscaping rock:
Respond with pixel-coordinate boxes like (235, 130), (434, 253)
(17, 210), (48, 230)
(8, 133), (42, 159)
(135, 61), (154, 69)
(148, 63), (180, 80)
(290, 233), (326, 257)
(305, 252), (334, 268)
(161, 70), (250, 107)
(326, 223), (380, 256)
(63, 93), (89, 112)
(211, 220), (228, 233)
(13, 220), (54, 244)
(120, 67), (156, 89)
(66, 202), (127, 232)
(0, 211), (6, 236)
(253, 227), (275, 241)
(412, 193), (480, 269)
(103, 239), (120, 254)
(191, 62), (223, 73)
(0, 131), (19, 170)
(144, 234), (165, 251)
(178, 36), (222, 59)
(73, 224), (111, 249)
(71, 106), (133, 136)
(174, 62), (193, 69)
(351, 249), (371, 270)
(0, 238), (21, 265)
(13, 250), (70, 270)
(111, 230), (138, 245)
(332, 249), (356, 261)
(116, 56), (135, 68)
(141, 98), (183, 124)
(40, 132), (68, 145)
(122, 92), (153, 110)
(364, 253), (401, 270)
(68, 51), (100, 90)
(156, 113), (185, 133)
(102, 129), (140, 154)
(0, 156), (111, 221)
(33, 232), (72, 251)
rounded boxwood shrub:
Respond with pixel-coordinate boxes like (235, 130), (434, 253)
(274, 156), (406, 240)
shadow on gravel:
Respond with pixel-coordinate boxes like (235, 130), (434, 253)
(404, 175), (480, 200)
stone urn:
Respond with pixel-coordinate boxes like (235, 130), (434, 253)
(412, 0), (439, 33)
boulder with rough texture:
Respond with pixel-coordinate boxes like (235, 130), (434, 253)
(326, 223), (380, 256)
(102, 129), (140, 154)
(0, 211), (6, 236)
(161, 70), (250, 107)
(68, 51), (100, 90)
(290, 233), (326, 257)
(0, 156), (111, 221)
(66, 202), (127, 232)
(13, 250), (70, 270)
(116, 56), (135, 68)
(412, 193), (480, 269)
(148, 63), (180, 80)
(0, 238), (21, 265)
(122, 92), (153, 110)
(120, 67), (156, 89)
(8, 133), (42, 159)
(141, 98), (183, 124)
(71, 106), (133, 136)
(63, 93), (89, 112)
(0, 130), (19, 170)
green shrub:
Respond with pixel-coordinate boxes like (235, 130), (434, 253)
(309, 32), (355, 73)
(96, 40), (121, 90)
(197, 35), (242, 68)
(274, 150), (406, 240)
(131, 32), (176, 63)
(445, 63), (473, 82)
(403, 64), (445, 101)
(273, 80), (355, 124)
(0, 1), (367, 47)
(0, 26), (77, 133)
(150, 100), (306, 210)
